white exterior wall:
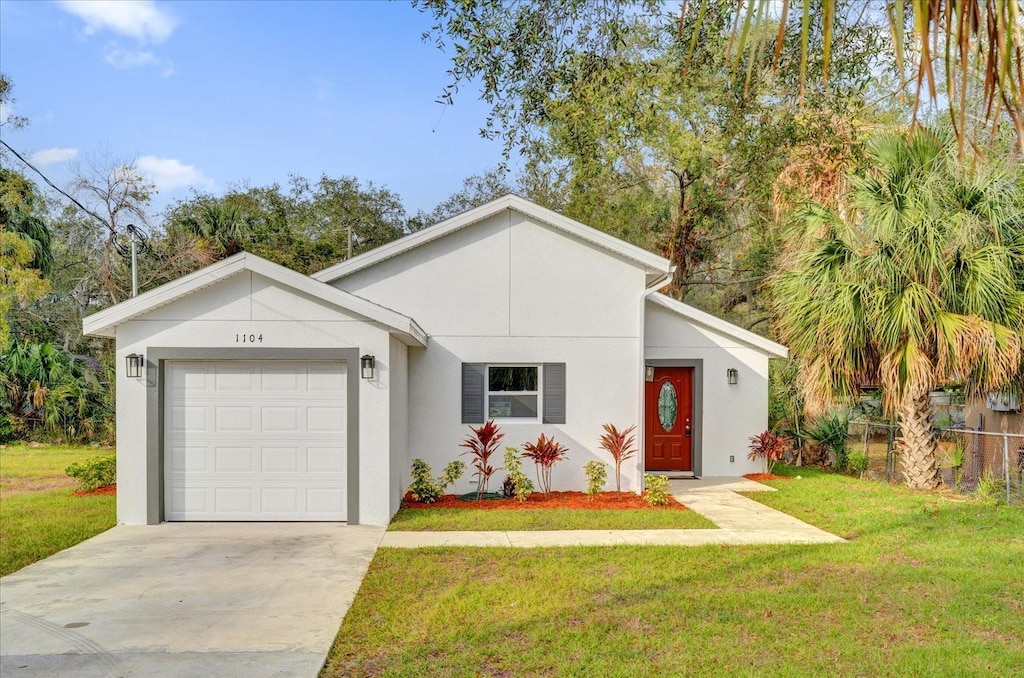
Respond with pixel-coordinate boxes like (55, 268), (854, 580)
(644, 302), (770, 476)
(388, 336), (409, 515)
(113, 271), (398, 526)
(337, 209), (648, 493)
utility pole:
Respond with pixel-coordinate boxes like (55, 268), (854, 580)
(130, 224), (139, 297)
(347, 223), (353, 259)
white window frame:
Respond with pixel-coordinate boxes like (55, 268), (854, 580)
(486, 364), (542, 424)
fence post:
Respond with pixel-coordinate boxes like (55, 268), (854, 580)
(1004, 434), (1011, 505)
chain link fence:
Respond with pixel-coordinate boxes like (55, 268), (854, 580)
(844, 419), (1023, 504)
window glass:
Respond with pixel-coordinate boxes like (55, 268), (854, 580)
(488, 366), (538, 392)
(488, 395), (538, 418)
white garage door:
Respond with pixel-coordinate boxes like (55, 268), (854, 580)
(164, 360), (347, 521)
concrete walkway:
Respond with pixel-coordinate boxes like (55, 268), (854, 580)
(0, 523), (384, 678)
(380, 476), (845, 547)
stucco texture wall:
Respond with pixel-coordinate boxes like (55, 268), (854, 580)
(337, 210), (649, 493)
(114, 271), (398, 526)
(644, 302), (770, 476)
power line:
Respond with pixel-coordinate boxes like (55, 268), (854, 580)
(0, 138), (113, 235)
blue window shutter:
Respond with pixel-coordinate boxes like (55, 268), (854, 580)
(543, 363), (566, 424)
(462, 363), (485, 424)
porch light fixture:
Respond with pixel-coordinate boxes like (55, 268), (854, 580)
(360, 354), (375, 379)
(126, 353), (145, 378)
(727, 368), (739, 385)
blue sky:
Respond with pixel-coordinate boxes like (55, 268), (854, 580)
(0, 0), (504, 220)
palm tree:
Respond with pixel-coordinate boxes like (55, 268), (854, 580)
(773, 127), (1024, 489)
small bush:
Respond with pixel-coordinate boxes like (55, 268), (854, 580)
(583, 460), (607, 498)
(747, 430), (791, 474)
(976, 473), (1005, 506)
(502, 447), (533, 503)
(848, 450), (869, 478)
(407, 458), (465, 504)
(598, 423), (636, 493)
(459, 421), (504, 498)
(643, 473), (670, 506)
(521, 433), (569, 496)
(65, 455), (116, 491)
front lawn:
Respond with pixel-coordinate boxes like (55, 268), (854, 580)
(390, 506), (715, 531)
(0, 444), (116, 576)
(324, 466), (1024, 677)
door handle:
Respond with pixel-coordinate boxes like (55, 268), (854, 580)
(685, 425), (691, 436)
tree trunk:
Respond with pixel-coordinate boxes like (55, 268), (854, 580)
(896, 391), (941, 490)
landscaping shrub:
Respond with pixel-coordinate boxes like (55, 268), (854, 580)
(643, 473), (670, 506)
(598, 423), (636, 493)
(945, 439), (967, 490)
(407, 458), (465, 504)
(583, 460), (607, 498)
(65, 454), (116, 491)
(502, 447), (533, 503)
(806, 412), (850, 470)
(747, 430), (790, 474)
(848, 450), (869, 478)
(976, 472), (1005, 506)
(521, 433), (569, 496)
(459, 420), (504, 498)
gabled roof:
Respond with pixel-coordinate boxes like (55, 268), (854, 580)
(82, 252), (428, 346)
(312, 194), (673, 283)
(646, 292), (789, 359)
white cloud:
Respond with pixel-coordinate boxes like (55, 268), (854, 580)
(103, 46), (159, 69)
(136, 156), (213, 192)
(30, 147), (79, 165)
(57, 0), (177, 44)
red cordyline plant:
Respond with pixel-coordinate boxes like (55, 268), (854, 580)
(460, 420), (505, 498)
(521, 433), (569, 496)
(747, 430), (791, 475)
(598, 423), (637, 493)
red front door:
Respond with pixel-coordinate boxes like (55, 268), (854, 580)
(645, 367), (694, 472)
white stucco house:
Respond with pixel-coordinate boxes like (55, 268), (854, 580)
(83, 195), (787, 526)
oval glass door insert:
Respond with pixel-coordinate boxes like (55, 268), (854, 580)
(657, 381), (678, 431)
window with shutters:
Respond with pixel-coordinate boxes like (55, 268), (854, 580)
(463, 362), (564, 425)
(487, 365), (540, 421)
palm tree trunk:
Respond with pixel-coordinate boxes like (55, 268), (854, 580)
(896, 391), (940, 490)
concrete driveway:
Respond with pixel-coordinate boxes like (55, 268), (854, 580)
(0, 523), (384, 677)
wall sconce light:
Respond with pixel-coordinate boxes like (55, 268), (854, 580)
(360, 354), (375, 379)
(727, 368), (738, 385)
(126, 353), (145, 378)
(645, 366), (655, 382)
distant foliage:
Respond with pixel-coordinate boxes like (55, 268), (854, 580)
(65, 454), (116, 491)
(583, 460), (608, 498)
(407, 458), (465, 504)
(521, 433), (569, 496)
(643, 473), (670, 507)
(0, 340), (115, 444)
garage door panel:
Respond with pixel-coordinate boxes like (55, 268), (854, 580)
(262, 447), (300, 472)
(262, 406), (300, 432)
(214, 365), (255, 391)
(164, 360), (347, 521)
(307, 366), (346, 392)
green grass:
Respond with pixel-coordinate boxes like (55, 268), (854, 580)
(0, 443), (114, 481)
(389, 507), (715, 531)
(323, 466), (1024, 677)
(0, 443), (116, 576)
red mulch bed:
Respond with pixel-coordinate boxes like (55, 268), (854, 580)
(72, 483), (116, 497)
(402, 490), (688, 511)
(743, 473), (791, 482)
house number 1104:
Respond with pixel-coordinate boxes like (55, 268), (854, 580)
(236, 333), (263, 343)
